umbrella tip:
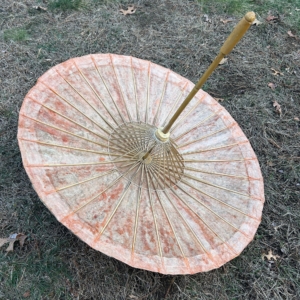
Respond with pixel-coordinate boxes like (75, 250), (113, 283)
(245, 11), (256, 23)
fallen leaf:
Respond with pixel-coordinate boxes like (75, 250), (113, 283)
(120, 5), (136, 16)
(268, 82), (276, 90)
(0, 238), (11, 248)
(294, 117), (299, 121)
(203, 14), (211, 23)
(23, 291), (31, 298)
(271, 68), (283, 76)
(220, 18), (233, 24)
(287, 30), (296, 38)
(273, 100), (282, 116)
(6, 240), (16, 252)
(33, 6), (47, 11)
(219, 57), (228, 65)
(267, 161), (275, 166)
(266, 15), (278, 22)
(214, 97), (224, 102)
(0, 233), (27, 252)
(262, 250), (280, 261)
(252, 19), (262, 25)
(17, 234), (27, 248)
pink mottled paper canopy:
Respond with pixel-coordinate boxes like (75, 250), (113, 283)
(18, 54), (264, 274)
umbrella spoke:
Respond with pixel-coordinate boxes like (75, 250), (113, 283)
(152, 71), (169, 126)
(181, 141), (249, 155)
(18, 138), (115, 156)
(145, 62), (151, 124)
(74, 59), (120, 126)
(96, 163), (143, 239)
(161, 82), (187, 128)
(180, 178), (260, 220)
(132, 164), (145, 255)
(184, 166), (259, 180)
(55, 68), (116, 129)
(149, 165), (239, 255)
(54, 169), (116, 193)
(145, 169), (163, 259)
(91, 57), (126, 124)
(27, 160), (129, 168)
(170, 94), (205, 133)
(173, 111), (217, 141)
(169, 186), (239, 256)
(154, 175), (209, 255)
(177, 126), (229, 148)
(27, 96), (111, 141)
(130, 57), (140, 122)
(175, 182), (254, 238)
(182, 173), (260, 199)
(148, 168), (187, 261)
(21, 114), (113, 150)
(39, 80), (113, 133)
(110, 54), (133, 122)
(69, 161), (140, 215)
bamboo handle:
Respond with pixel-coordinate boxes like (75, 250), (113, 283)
(220, 11), (255, 55)
(160, 12), (255, 135)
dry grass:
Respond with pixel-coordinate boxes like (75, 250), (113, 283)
(0, 0), (299, 299)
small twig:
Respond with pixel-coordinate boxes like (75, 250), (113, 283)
(164, 277), (175, 299)
(267, 138), (281, 149)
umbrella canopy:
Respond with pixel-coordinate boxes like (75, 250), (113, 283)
(18, 53), (264, 274)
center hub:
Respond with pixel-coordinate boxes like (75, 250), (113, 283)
(108, 122), (184, 191)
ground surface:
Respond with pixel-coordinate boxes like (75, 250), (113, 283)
(0, 0), (299, 299)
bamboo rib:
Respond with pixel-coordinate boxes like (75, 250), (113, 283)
(148, 169), (187, 259)
(18, 138), (132, 157)
(132, 165), (144, 254)
(39, 80), (113, 134)
(110, 54), (133, 122)
(170, 94), (205, 133)
(70, 161), (141, 215)
(91, 56), (126, 124)
(148, 165), (239, 255)
(97, 164), (142, 238)
(55, 68), (117, 129)
(55, 169), (116, 192)
(28, 96), (111, 142)
(130, 57), (140, 122)
(152, 71), (169, 126)
(74, 61), (120, 126)
(155, 178), (208, 254)
(177, 127), (228, 149)
(146, 62), (151, 124)
(145, 169), (163, 258)
(21, 114), (110, 149)
(182, 173), (262, 200)
(181, 141), (248, 155)
(174, 111), (217, 141)
(184, 166), (251, 180)
(180, 178), (260, 220)
(169, 186), (239, 256)
(162, 82), (187, 128)
(174, 182), (253, 239)
(22, 113), (134, 156)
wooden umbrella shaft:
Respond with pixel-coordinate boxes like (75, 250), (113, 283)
(161, 11), (256, 135)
